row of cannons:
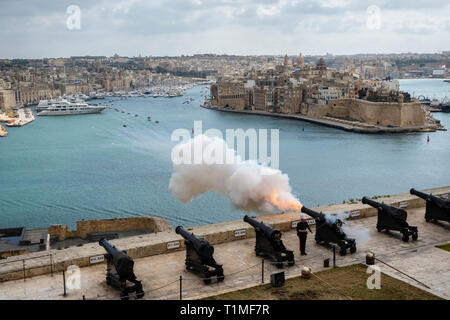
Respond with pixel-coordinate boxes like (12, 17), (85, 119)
(97, 188), (449, 299)
(362, 188), (450, 242)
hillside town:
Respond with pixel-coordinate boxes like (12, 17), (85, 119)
(0, 52), (449, 135)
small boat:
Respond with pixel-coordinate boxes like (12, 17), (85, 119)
(147, 116), (151, 121)
(135, 114), (139, 117)
(155, 120), (159, 124)
(123, 124), (127, 127)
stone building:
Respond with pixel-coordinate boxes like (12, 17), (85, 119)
(14, 87), (61, 106)
(253, 88), (269, 111)
(274, 86), (303, 114)
(210, 82), (247, 110)
(0, 89), (17, 109)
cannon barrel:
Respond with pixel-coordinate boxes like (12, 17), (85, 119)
(99, 238), (134, 276)
(243, 215), (281, 241)
(362, 197), (387, 209)
(175, 226), (214, 258)
(410, 188), (430, 200)
(301, 206), (324, 221)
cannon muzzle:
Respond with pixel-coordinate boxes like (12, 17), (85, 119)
(362, 196), (383, 208)
(301, 206), (323, 220)
(99, 238), (134, 277)
(176, 226), (214, 258)
(243, 215), (281, 241)
(410, 188), (429, 200)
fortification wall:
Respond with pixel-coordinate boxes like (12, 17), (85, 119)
(1, 186), (449, 282)
(48, 216), (173, 240)
(303, 99), (426, 127)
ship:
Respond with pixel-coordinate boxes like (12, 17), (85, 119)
(37, 100), (106, 116)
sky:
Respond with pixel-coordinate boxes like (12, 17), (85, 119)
(0, 0), (449, 58)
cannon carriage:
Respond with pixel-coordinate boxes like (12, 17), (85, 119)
(243, 215), (294, 268)
(410, 188), (450, 224)
(99, 238), (144, 300)
(301, 207), (356, 256)
(175, 226), (224, 284)
(362, 197), (418, 242)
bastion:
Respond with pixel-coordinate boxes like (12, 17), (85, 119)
(0, 186), (449, 282)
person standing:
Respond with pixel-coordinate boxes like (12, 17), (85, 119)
(297, 214), (312, 255)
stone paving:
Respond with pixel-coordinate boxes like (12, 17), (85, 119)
(0, 207), (449, 300)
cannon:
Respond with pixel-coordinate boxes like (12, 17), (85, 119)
(410, 188), (450, 224)
(301, 207), (356, 256)
(243, 215), (294, 268)
(362, 197), (418, 242)
(175, 226), (224, 284)
(99, 238), (144, 300)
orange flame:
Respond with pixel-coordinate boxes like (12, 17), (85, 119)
(268, 192), (302, 211)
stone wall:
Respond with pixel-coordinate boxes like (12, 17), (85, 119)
(1, 186), (449, 282)
(48, 216), (173, 240)
(302, 98), (426, 127)
(0, 90), (17, 110)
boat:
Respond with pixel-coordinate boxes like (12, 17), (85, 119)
(37, 100), (106, 116)
(36, 98), (63, 112)
(0, 125), (7, 137)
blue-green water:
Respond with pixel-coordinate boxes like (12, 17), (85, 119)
(1, 79), (449, 229)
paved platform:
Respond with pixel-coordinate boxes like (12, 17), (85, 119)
(0, 207), (448, 300)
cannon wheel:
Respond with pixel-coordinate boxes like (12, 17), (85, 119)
(120, 292), (129, 300)
(217, 275), (225, 282)
(402, 232), (409, 242)
(376, 226), (383, 232)
(136, 291), (145, 299)
(339, 248), (347, 256)
(412, 232), (418, 241)
(203, 277), (212, 285)
(287, 260), (295, 267)
(350, 245), (356, 254)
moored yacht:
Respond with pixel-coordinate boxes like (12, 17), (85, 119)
(37, 100), (106, 116)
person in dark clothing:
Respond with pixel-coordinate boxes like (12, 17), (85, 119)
(296, 214), (312, 255)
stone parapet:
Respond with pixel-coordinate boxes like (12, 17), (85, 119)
(1, 186), (449, 282)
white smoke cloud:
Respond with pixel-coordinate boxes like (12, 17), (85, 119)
(169, 134), (302, 213)
(324, 212), (371, 245)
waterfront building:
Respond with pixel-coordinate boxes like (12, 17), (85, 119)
(0, 89), (17, 109)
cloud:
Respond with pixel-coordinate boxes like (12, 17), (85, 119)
(0, 0), (448, 58)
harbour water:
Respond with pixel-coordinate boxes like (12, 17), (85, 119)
(0, 79), (449, 229)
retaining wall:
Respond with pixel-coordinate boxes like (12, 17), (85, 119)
(1, 186), (449, 282)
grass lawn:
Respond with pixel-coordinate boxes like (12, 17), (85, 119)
(436, 243), (450, 252)
(204, 264), (441, 300)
